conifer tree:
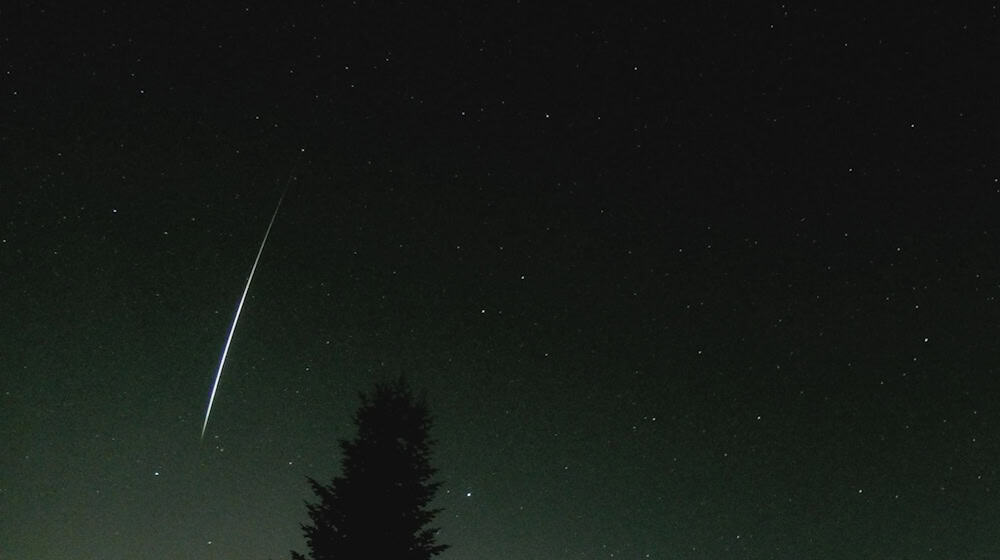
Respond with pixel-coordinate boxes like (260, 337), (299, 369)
(291, 377), (448, 560)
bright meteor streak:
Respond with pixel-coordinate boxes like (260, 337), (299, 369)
(200, 187), (289, 440)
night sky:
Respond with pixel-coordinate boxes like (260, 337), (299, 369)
(3, 4), (999, 559)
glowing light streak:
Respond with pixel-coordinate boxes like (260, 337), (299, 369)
(200, 188), (288, 440)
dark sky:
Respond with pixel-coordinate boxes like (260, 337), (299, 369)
(3, 3), (999, 559)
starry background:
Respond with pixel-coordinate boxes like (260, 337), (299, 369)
(2, 3), (999, 559)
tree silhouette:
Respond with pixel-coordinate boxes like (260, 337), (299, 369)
(291, 377), (448, 560)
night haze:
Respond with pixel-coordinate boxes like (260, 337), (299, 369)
(2, 4), (998, 559)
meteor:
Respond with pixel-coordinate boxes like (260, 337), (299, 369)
(200, 180), (291, 440)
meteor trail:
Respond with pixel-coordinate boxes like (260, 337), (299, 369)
(201, 172), (294, 440)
